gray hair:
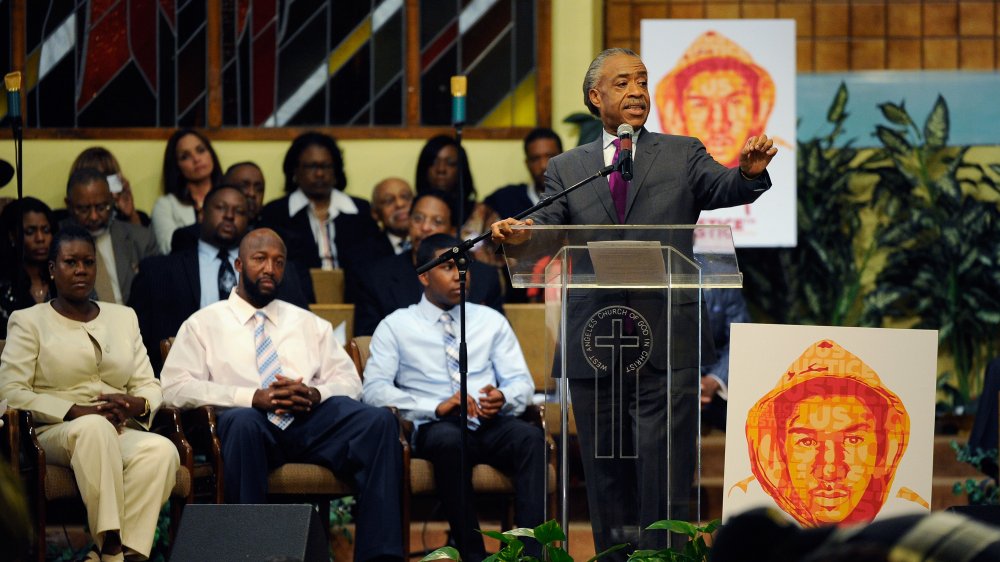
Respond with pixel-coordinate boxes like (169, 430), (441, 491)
(582, 48), (640, 117)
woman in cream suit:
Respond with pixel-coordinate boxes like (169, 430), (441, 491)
(0, 226), (178, 562)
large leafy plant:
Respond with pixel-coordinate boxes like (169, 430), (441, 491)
(861, 96), (1000, 412)
(741, 83), (875, 325)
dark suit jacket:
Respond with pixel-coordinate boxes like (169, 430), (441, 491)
(531, 131), (770, 378)
(59, 218), (159, 304)
(128, 246), (308, 373)
(259, 194), (380, 302)
(353, 252), (505, 336)
(484, 183), (534, 220)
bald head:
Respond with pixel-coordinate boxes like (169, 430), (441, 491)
(235, 228), (287, 307)
(371, 177), (414, 237)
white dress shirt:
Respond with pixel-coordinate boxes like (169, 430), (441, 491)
(160, 290), (361, 409)
(602, 128), (640, 168)
(362, 295), (534, 429)
(288, 189), (359, 270)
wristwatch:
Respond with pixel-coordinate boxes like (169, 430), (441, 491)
(139, 398), (150, 418)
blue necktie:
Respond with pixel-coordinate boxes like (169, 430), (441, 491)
(255, 311), (294, 429)
(440, 312), (479, 430)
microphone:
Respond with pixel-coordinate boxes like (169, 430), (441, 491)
(616, 123), (634, 181)
(5, 71), (22, 126)
(451, 75), (467, 127)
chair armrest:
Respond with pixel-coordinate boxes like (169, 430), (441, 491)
(152, 407), (194, 473)
(520, 403), (543, 426)
(16, 410), (45, 474)
(1, 408), (18, 472)
(180, 406), (224, 502)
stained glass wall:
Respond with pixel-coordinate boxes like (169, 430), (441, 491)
(221, 0), (406, 127)
(18, 0), (207, 128)
(419, 0), (537, 126)
(4, 0), (539, 130)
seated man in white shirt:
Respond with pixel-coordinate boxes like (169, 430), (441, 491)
(362, 233), (545, 562)
(160, 228), (403, 562)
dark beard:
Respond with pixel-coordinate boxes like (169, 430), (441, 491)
(242, 273), (281, 307)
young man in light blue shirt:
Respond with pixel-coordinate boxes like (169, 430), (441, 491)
(362, 233), (545, 562)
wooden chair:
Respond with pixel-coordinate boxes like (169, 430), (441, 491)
(348, 336), (558, 555)
(310, 268), (346, 304)
(309, 303), (355, 345)
(1, 394), (193, 562)
(161, 337), (406, 547)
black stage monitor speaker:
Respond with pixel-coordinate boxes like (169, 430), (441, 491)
(170, 504), (329, 561)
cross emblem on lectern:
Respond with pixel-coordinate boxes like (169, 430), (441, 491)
(594, 317), (640, 459)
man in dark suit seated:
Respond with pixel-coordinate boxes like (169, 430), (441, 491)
(61, 167), (160, 305)
(483, 127), (563, 221)
(366, 177), (414, 260)
(170, 161), (267, 254)
(130, 184), (307, 372)
(259, 132), (380, 302)
(353, 191), (503, 337)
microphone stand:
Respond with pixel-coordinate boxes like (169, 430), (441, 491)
(416, 160), (617, 552)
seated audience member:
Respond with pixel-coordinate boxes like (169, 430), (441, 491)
(483, 128), (563, 221)
(483, 128), (564, 303)
(62, 168), (159, 304)
(70, 146), (151, 227)
(701, 288), (752, 432)
(151, 129), (223, 254)
(415, 135), (499, 265)
(368, 177), (414, 259)
(170, 161), (267, 254)
(160, 229), (402, 562)
(363, 232), (545, 562)
(129, 184), (308, 372)
(353, 191), (504, 337)
(0, 197), (57, 337)
(259, 132), (380, 302)
(0, 226), (179, 562)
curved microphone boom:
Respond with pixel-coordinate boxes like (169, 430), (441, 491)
(616, 123), (634, 181)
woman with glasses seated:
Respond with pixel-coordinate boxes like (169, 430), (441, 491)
(151, 129), (223, 254)
(0, 226), (179, 562)
(258, 131), (379, 303)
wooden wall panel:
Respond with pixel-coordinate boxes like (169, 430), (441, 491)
(606, 0), (1000, 72)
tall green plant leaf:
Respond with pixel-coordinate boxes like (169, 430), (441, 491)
(924, 95), (949, 148)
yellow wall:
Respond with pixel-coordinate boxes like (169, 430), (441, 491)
(0, 0), (604, 214)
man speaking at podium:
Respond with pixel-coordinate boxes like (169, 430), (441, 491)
(491, 48), (777, 557)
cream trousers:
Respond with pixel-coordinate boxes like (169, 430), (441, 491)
(37, 415), (179, 558)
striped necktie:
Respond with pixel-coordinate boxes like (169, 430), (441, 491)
(439, 312), (479, 430)
(254, 310), (294, 429)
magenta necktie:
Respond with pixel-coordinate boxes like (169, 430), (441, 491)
(609, 138), (628, 223)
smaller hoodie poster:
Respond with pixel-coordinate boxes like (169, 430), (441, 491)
(722, 324), (937, 526)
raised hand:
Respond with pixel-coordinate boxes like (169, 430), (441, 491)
(738, 134), (778, 179)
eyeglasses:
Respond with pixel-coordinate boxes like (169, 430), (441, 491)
(299, 162), (335, 173)
(410, 213), (449, 228)
(70, 202), (114, 216)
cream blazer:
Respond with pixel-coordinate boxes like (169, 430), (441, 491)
(0, 301), (162, 428)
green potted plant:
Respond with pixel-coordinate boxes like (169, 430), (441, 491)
(419, 518), (718, 562)
(860, 96), (1000, 415)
